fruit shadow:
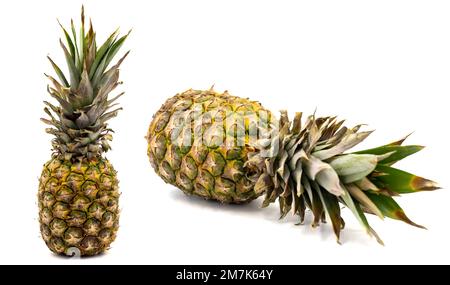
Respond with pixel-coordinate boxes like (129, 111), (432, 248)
(169, 189), (374, 245)
(168, 189), (262, 216)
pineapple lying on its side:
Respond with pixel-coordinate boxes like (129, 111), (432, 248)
(147, 88), (439, 244)
(39, 8), (129, 256)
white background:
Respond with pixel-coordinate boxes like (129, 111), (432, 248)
(0, 0), (448, 265)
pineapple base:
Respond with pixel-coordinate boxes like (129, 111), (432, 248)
(38, 157), (120, 256)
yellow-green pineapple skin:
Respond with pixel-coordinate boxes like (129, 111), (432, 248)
(147, 89), (273, 203)
(38, 158), (119, 256)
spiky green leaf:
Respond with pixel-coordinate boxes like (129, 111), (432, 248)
(58, 20), (76, 63)
(354, 145), (424, 166)
(340, 185), (383, 245)
(366, 192), (425, 229)
(59, 39), (79, 88)
(70, 19), (80, 70)
(47, 56), (69, 87)
(101, 31), (131, 71)
(79, 6), (86, 71)
(354, 201), (384, 245)
(88, 29), (119, 79)
(317, 188), (342, 242)
(374, 165), (439, 194)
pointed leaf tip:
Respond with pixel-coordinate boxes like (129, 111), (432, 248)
(389, 133), (414, 146)
(366, 192), (427, 229)
(411, 176), (440, 191)
(378, 164), (440, 193)
(394, 210), (427, 229)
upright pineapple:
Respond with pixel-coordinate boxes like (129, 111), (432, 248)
(147, 88), (440, 243)
(39, 8), (129, 256)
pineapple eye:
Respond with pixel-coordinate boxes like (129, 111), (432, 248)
(243, 162), (262, 182)
(246, 169), (258, 179)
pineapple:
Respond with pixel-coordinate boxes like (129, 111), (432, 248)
(147, 88), (440, 243)
(39, 8), (129, 256)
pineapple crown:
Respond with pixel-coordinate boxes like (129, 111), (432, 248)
(42, 7), (130, 161)
(245, 111), (439, 244)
